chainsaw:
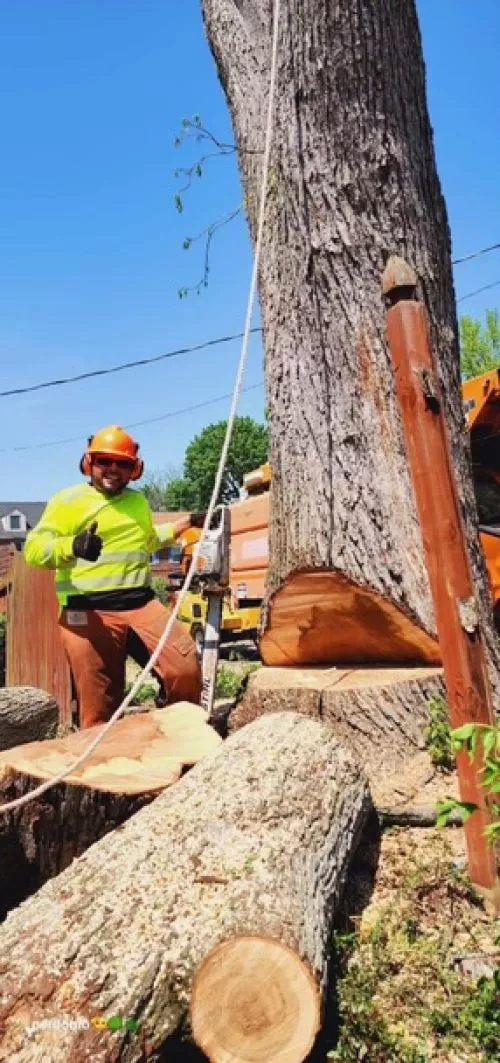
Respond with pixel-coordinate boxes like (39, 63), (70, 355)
(189, 506), (231, 717)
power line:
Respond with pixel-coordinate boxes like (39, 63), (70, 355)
(0, 328), (263, 399)
(1, 248), (498, 403)
(457, 280), (500, 304)
(3, 280), (499, 451)
(0, 382), (265, 454)
(453, 242), (500, 266)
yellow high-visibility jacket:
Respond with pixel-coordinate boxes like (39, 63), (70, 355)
(24, 483), (175, 608)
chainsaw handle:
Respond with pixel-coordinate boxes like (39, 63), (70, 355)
(206, 504), (226, 532)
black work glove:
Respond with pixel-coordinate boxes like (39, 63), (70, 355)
(189, 511), (207, 529)
(73, 520), (102, 562)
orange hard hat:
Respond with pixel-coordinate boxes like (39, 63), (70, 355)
(80, 426), (144, 480)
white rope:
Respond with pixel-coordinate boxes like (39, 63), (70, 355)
(0, 0), (281, 815)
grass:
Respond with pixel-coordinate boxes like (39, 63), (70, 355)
(326, 828), (499, 1062)
(125, 661), (159, 706)
(215, 663), (260, 699)
(124, 656), (259, 705)
(128, 682), (158, 704)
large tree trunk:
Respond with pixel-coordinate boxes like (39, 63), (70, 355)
(201, 0), (500, 690)
(0, 714), (369, 1063)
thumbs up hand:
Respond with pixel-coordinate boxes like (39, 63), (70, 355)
(73, 520), (103, 562)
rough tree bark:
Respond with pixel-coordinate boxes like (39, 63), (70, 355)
(229, 663), (445, 776)
(0, 687), (58, 751)
(201, 0), (500, 689)
(0, 714), (369, 1063)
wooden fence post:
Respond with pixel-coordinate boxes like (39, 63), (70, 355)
(7, 552), (73, 730)
(382, 256), (499, 901)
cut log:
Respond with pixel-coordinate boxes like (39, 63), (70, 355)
(0, 685), (58, 751)
(259, 570), (442, 667)
(0, 713), (370, 1063)
(0, 702), (221, 919)
(229, 664), (445, 779)
(191, 937), (320, 1063)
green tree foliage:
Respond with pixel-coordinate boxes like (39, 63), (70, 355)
(183, 416), (268, 506)
(459, 309), (500, 380)
(142, 416), (268, 510)
(142, 468), (181, 510)
(141, 468), (198, 511)
(160, 477), (199, 509)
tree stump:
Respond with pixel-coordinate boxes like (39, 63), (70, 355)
(0, 713), (370, 1063)
(0, 686), (58, 752)
(0, 703), (221, 919)
(229, 664), (445, 780)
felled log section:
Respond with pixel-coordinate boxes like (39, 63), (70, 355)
(191, 937), (320, 1063)
(230, 664), (445, 778)
(0, 713), (370, 1063)
(259, 570), (441, 667)
(0, 685), (58, 751)
(0, 703), (221, 919)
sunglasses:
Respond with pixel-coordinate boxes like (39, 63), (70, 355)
(93, 456), (134, 471)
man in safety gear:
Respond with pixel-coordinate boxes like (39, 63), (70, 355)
(25, 426), (204, 728)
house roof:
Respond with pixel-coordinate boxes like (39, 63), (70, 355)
(0, 502), (45, 528)
(0, 505), (179, 540)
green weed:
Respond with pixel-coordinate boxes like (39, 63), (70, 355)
(436, 722), (500, 844)
(425, 696), (454, 770)
(125, 681), (158, 704)
(215, 663), (259, 700)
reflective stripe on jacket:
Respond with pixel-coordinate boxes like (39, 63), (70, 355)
(24, 483), (174, 607)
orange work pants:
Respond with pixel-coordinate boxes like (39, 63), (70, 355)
(59, 598), (201, 728)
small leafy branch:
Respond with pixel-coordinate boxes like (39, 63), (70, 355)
(173, 115), (258, 298)
(174, 115), (239, 206)
(177, 206), (242, 299)
(435, 722), (500, 843)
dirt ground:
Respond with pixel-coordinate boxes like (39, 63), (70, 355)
(320, 749), (499, 1063)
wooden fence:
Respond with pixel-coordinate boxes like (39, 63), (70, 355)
(7, 552), (73, 727)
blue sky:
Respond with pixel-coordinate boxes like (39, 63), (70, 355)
(1, 0), (499, 501)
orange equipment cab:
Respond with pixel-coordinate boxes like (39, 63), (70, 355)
(462, 367), (500, 625)
(174, 466), (270, 652)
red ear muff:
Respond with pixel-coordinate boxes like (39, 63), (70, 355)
(129, 458), (144, 481)
(80, 453), (92, 476)
(80, 436), (93, 477)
